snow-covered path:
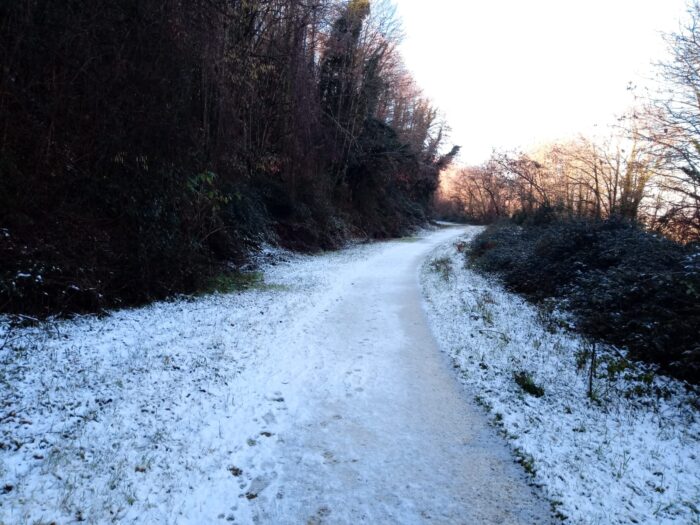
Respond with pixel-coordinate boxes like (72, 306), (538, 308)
(249, 226), (550, 523)
(1, 226), (550, 524)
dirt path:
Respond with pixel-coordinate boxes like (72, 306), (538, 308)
(248, 227), (552, 523)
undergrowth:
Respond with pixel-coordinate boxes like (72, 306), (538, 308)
(513, 371), (545, 397)
(469, 218), (700, 384)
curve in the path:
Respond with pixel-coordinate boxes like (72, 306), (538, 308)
(251, 227), (552, 524)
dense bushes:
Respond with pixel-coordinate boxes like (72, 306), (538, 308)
(470, 218), (700, 384)
(0, 0), (455, 316)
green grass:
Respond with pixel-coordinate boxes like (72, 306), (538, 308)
(396, 235), (421, 243)
(513, 446), (537, 476)
(202, 271), (290, 295)
(429, 256), (452, 281)
(513, 371), (545, 397)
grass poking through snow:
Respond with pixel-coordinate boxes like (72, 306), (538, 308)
(421, 227), (700, 525)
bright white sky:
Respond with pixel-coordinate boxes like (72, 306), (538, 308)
(394, 0), (689, 165)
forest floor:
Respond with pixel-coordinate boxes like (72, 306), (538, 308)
(0, 226), (697, 524)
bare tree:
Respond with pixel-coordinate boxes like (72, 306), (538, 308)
(628, 1), (700, 240)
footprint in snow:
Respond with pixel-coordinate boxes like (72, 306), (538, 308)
(306, 506), (332, 525)
(244, 472), (276, 500)
(322, 451), (339, 465)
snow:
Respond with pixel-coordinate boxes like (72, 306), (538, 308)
(4, 224), (696, 524)
(1, 244), (378, 524)
(421, 226), (700, 525)
(1, 227), (551, 524)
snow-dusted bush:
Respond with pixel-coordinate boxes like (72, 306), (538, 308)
(470, 219), (700, 383)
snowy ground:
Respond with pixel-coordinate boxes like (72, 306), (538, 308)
(1, 226), (552, 524)
(421, 226), (700, 525)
